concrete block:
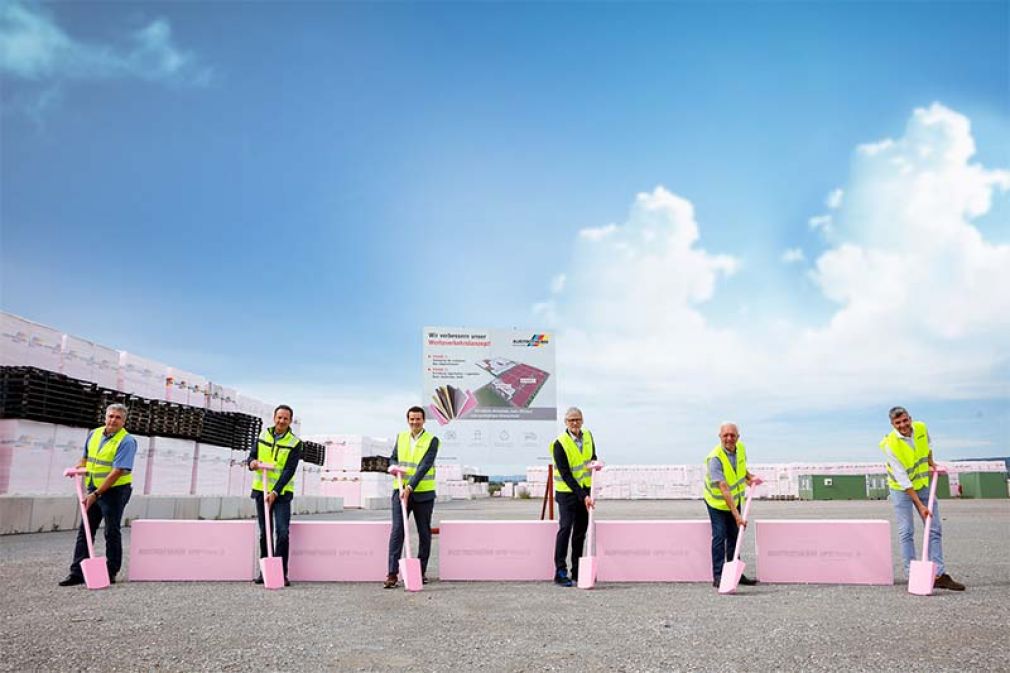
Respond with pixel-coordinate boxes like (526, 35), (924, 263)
(173, 497), (200, 520)
(219, 497), (242, 520)
(28, 496), (78, 533)
(238, 498), (256, 518)
(321, 497), (343, 513)
(0, 496), (33, 535)
(361, 496), (391, 511)
(198, 497), (221, 520)
(123, 497), (147, 526)
(144, 497), (176, 520)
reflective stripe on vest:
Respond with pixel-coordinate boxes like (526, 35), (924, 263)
(702, 442), (747, 511)
(86, 427), (132, 489)
(880, 421), (930, 491)
(553, 430), (594, 493)
(392, 431), (437, 493)
(252, 428), (300, 495)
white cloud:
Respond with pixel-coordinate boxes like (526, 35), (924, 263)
(0, 1), (210, 85)
(535, 103), (1009, 464)
(826, 188), (844, 209)
(808, 214), (833, 233)
(781, 248), (805, 264)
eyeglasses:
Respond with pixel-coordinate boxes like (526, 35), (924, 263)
(565, 418), (583, 423)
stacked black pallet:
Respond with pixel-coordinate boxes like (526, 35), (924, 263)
(361, 455), (391, 473)
(201, 411), (262, 455)
(96, 387), (153, 435)
(301, 441), (326, 466)
(0, 366), (103, 428)
(1, 365), (264, 454)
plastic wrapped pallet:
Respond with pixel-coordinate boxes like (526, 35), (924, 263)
(227, 454), (251, 497)
(147, 437), (196, 495)
(321, 471), (362, 508)
(0, 419), (57, 494)
(49, 425), (89, 496)
(117, 352), (169, 401)
(194, 443), (231, 496)
(0, 314), (63, 372)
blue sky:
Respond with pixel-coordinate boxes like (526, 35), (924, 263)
(2, 0), (1008, 468)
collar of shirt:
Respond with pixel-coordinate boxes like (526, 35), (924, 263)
(567, 429), (583, 447)
(410, 429), (425, 449)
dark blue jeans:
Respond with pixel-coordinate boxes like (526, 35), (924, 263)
(70, 484), (132, 578)
(706, 503), (739, 580)
(254, 491), (292, 577)
(554, 491), (589, 579)
(387, 493), (434, 576)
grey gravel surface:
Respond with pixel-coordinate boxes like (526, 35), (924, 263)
(2, 498), (1007, 672)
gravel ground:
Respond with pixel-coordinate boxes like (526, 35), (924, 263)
(1, 498), (1007, 673)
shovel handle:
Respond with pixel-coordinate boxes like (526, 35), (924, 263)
(730, 486), (755, 563)
(72, 472), (97, 559)
(396, 473), (413, 560)
(920, 468), (939, 561)
(260, 467), (274, 558)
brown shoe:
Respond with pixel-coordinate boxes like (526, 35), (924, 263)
(382, 574), (398, 589)
(934, 573), (965, 591)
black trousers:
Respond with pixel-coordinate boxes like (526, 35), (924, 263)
(387, 493), (434, 576)
(554, 491), (589, 578)
(69, 484), (132, 578)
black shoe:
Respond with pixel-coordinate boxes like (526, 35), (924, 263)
(284, 578), (290, 587)
(713, 577), (721, 587)
(934, 573), (965, 591)
(58, 574), (85, 587)
(254, 575), (264, 584)
(554, 571), (573, 587)
(738, 574), (757, 586)
(422, 576), (429, 585)
(109, 575), (117, 584)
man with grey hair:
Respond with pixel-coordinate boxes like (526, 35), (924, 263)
(702, 421), (760, 588)
(551, 406), (598, 587)
(880, 406), (964, 590)
(59, 403), (138, 586)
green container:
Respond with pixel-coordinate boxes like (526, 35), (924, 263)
(958, 471), (1009, 499)
(798, 474), (868, 500)
(934, 472), (952, 499)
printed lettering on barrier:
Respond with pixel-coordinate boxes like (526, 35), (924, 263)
(128, 520), (257, 581)
(287, 521), (391, 582)
(754, 520), (893, 585)
(439, 520), (556, 580)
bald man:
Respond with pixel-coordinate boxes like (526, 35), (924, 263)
(702, 422), (759, 588)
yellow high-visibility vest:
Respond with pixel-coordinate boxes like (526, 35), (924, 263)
(703, 442), (748, 511)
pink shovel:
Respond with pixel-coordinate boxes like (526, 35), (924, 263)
(719, 485), (756, 594)
(258, 463), (285, 590)
(578, 460), (605, 589)
(388, 465), (423, 592)
(908, 468), (941, 596)
(64, 467), (110, 590)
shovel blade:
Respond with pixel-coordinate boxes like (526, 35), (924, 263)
(81, 557), (110, 590)
(718, 559), (746, 594)
(399, 558), (423, 592)
(577, 557), (598, 589)
(260, 557), (285, 590)
(907, 560), (937, 596)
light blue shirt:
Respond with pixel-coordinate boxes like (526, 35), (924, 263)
(708, 449), (738, 484)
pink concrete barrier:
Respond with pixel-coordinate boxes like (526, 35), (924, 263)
(128, 520), (257, 581)
(439, 520), (557, 580)
(754, 520), (893, 585)
(596, 521), (713, 582)
(288, 521), (391, 582)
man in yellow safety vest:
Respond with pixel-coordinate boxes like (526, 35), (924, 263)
(383, 406), (439, 588)
(702, 422), (759, 588)
(59, 403), (138, 587)
(881, 406), (964, 591)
